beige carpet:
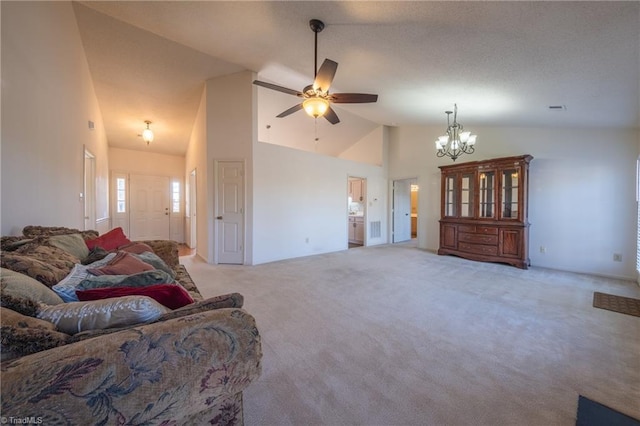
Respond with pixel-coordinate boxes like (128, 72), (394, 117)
(181, 243), (640, 426)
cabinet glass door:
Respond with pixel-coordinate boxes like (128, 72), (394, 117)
(445, 175), (456, 216)
(501, 168), (519, 219)
(460, 173), (474, 217)
(479, 171), (495, 218)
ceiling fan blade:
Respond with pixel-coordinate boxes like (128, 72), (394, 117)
(330, 93), (378, 104)
(324, 106), (340, 125)
(253, 80), (303, 97)
(313, 59), (338, 93)
(276, 104), (303, 118)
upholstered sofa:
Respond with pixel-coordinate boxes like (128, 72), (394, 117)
(0, 226), (262, 425)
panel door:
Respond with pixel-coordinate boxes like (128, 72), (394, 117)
(393, 179), (412, 243)
(130, 175), (170, 240)
(216, 161), (244, 264)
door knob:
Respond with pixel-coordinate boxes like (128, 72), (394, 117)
(216, 216), (223, 220)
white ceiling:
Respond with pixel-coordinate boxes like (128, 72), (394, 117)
(73, 1), (639, 156)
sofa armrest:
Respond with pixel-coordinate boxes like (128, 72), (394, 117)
(140, 239), (180, 268)
(1, 308), (262, 424)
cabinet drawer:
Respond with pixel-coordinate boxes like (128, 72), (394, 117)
(458, 225), (476, 233)
(459, 233), (498, 245)
(459, 242), (498, 256)
(476, 226), (498, 235)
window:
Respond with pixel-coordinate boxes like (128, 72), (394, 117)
(172, 180), (180, 213)
(116, 177), (126, 213)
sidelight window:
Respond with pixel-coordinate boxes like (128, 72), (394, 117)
(172, 180), (180, 213)
(116, 177), (126, 213)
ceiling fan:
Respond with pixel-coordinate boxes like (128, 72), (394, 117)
(253, 19), (378, 125)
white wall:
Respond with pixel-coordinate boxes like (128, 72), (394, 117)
(389, 125), (639, 279)
(1, 2), (109, 236)
(253, 141), (388, 265)
(339, 125), (385, 166)
(109, 148), (185, 177)
(205, 71), (256, 264)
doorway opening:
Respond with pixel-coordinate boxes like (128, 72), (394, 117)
(83, 148), (96, 231)
(188, 169), (197, 250)
(392, 178), (418, 243)
(348, 176), (366, 248)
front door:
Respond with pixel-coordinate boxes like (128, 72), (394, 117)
(216, 161), (244, 264)
(129, 174), (170, 240)
(393, 179), (412, 243)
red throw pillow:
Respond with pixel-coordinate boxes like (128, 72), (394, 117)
(85, 227), (131, 251)
(87, 251), (155, 276)
(76, 284), (194, 310)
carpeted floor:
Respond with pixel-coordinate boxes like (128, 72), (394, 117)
(181, 242), (640, 425)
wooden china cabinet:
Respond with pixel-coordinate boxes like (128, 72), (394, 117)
(438, 155), (533, 269)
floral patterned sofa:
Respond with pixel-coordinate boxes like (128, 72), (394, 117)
(1, 226), (262, 425)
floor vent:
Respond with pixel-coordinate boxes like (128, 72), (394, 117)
(370, 221), (381, 238)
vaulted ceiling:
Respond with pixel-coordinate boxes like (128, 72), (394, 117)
(73, 1), (639, 156)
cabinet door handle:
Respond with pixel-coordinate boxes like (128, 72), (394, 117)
(216, 216), (223, 220)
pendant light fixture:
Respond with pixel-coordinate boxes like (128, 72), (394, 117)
(142, 120), (154, 145)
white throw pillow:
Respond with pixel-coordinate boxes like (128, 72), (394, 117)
(37, 296), (169, 335)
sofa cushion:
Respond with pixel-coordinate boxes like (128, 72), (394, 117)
(158, 292), (244, 322)
(85, 227), (131, 251)
(87, 251), (155, 276)
(76, 284), (194, 310)
(1, 268), (64, 305)
(1, 237), (34, 251)
(48, 233), (90, 260)
(0, 306), (70, 360)
(22, 225), (99, 240)
(0, 291), (40, 317)
(0, 246), (78, 288)
(37, 296), (170, 335)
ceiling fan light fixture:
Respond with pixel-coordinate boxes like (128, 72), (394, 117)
(303, 97), (329, 118)
(142, 120), (154, 145)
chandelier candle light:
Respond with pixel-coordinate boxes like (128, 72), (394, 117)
(435, 104), (477, 161)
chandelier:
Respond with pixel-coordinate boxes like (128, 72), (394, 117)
(435, 104), (477, 161)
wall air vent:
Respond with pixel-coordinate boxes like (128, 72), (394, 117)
(370, 221), (381, 239)
(548, 105), (567, 111)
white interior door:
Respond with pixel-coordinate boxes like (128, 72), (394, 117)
(216, 161), (244, 264)
(393, 179), (412, 243)
(130, 174), (170, 240)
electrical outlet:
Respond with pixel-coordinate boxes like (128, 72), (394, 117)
(613, 253), (622, 262)
(305, 237), (309, 244)
(539, 246), (546, 254)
